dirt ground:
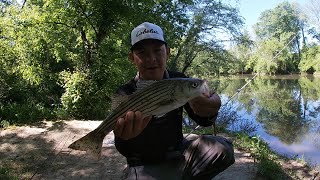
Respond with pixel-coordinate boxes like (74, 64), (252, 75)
(0, 120), (319, 180)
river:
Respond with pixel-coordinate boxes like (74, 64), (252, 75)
(212, 74), (320, 167)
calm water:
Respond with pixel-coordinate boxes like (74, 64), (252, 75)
(213, 75), (320, 167)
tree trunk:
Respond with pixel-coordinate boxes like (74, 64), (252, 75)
(170, 46), (182, 72)
(80, 29), (92, 69)
(296, 36), (300, 60)
(301, 26), (306, 46)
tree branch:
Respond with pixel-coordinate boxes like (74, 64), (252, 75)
(76, 0), (98, 35)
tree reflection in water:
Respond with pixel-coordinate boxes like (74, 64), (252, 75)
(213, 75), (320, 166)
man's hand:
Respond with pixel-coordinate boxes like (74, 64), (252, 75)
(114, 111), (151, 140)
(189, 91), (221, 117)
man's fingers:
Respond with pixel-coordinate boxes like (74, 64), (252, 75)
(114, 111), (151, 140)
(114, 117), (124, 137)
(189, 92), (221, 117)
(209, 93), (221, 108)
(121, 111), (134, 140)
(134, 111), (143, 134)
(135, 111), (142, 120)
(197, 107), (219, 117)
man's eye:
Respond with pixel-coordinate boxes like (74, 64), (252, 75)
(136, 50), (144, 54)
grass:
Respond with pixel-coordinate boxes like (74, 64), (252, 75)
(0, 120), (11, 129)
(233, 132), (288, 179)
(0, 167), (19, 180)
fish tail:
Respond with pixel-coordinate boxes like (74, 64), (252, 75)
(68, 130), (105, 159)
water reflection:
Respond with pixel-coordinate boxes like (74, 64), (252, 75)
(214, 75), (320, 167)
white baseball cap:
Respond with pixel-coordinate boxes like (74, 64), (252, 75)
(131, 22), (166, 47)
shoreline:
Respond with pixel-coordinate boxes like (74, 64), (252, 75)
(0, 120), (319, 179)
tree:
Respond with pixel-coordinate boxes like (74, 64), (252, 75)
(0, 0), (195, 121)
(1, 0), (245, 122)
(299, 44), (320, 73)
(252, 2), (304, 74)
(305, 0), (320, 42)
(254, 2), (301, 42)
(229, 30), (255, 74)
(168, 0), (244, 74)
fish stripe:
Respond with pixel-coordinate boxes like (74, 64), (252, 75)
(102, 87), (168, 126)
(94, 89), (169, 135)
(113, 85), (170, 116)
(110, 84), (170, 118)
(138, 92), (173, 114)
(94, 83), (173, 135)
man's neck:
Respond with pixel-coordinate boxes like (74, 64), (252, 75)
(134, 70), (169, 82)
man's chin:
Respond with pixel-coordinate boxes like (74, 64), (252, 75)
(142, 69), (164, 80)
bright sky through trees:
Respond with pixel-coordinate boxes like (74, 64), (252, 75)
(236, 0), (307, 30)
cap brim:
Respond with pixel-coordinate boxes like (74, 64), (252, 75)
(131, 39), (167, 50)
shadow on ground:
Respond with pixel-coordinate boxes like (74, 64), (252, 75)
(0, 120), (126, 179)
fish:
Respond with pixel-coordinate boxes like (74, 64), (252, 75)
(68, 78), (209, 159)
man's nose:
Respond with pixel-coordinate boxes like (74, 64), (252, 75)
(144, 51), (156, 62)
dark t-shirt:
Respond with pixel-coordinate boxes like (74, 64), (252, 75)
(114, 71), (214, 165)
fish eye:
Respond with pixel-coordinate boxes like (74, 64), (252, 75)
(192, 82), (198, 88)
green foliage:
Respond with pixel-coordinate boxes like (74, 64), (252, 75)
(168, 0), (244, 74)
(0, 120), (10, 128)
(254, 38), (280, 74)
(59, 70), (117, 119)
(299, 76), (320, 100)
(249, 2), (305, 74)
(254, 2), (300, 41)
(229, 30), (255, 74)
(0, 59), (57, 123)
(1, 0), (318, 124)
(0, 0), (245, 123)
(186, 48), (235, 77)
(248, 32), (302, 74)
(234, 133), (287, 179)
(227, 2), (312, 75)
(246, 77), (310, 144)
(299, 45), (320, 73)
(257, 158), (285, 180)
(0, 166), (19, 180)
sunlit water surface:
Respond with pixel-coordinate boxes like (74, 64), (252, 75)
(214, 75), (320, 167)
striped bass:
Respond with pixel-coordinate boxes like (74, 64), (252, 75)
(68, 78), (209, 158)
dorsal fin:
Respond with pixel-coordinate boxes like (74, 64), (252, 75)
(136, 79), (157, 92)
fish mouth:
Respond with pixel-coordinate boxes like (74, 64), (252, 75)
(202, 92), (210, 97)
(200, 80), (210, 97)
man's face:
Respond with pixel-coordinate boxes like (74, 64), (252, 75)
(129, 39), (170, 80)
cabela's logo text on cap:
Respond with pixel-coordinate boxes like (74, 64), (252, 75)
(136, 28), (159, 37)
(131, 22), (166, 46)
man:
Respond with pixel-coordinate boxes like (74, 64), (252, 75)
(113, 22), (235, 180)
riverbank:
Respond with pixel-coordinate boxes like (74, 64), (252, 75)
(0, 120), (319, 179)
